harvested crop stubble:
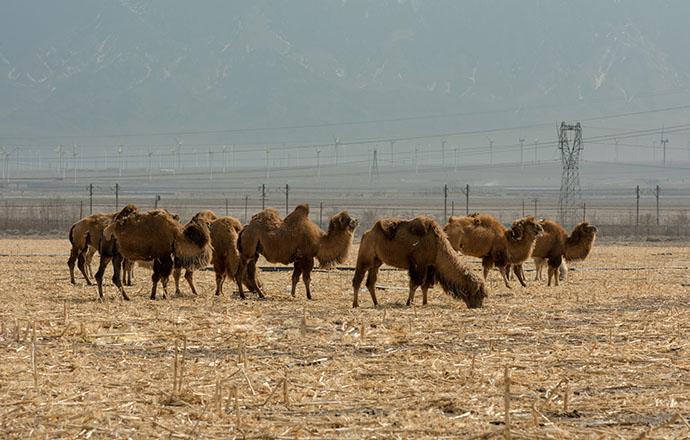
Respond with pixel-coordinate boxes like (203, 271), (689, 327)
(0, 239), (689, 438)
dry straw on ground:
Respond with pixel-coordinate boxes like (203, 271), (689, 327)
(0, 239), (689, 439)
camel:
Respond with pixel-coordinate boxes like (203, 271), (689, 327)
(171, 210), (260, 297)
(353, 216), (487, 308)
(68, 212), (116, 284)
(529, 220), (598, 285)
(98, 205), (212, 300)
(444, 214), (543, 288)
(68, 212), (137, 286)
(237, 204), (358, 300)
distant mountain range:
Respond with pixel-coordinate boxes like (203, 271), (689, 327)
(2, 0), (690, 146)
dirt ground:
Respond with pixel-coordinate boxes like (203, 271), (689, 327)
(0, 239), (688, 439)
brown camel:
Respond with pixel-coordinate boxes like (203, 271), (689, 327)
(444, 214), (543, 288)
(353, 216), (487, 308)
(530, 220), (598, 285)
(237, 204), (358, 300)
(171, 210), (260, 297)
(99, 205), (212, 300)
(69, 212), (137, 286)
(68, 212), (116, 284)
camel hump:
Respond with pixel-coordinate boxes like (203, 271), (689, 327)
(408, 216), (437, 236)
(375, 219), (402, 240)
(115, 204), (138, 221)
(290, 204), (310, 217)
(215, 216), (242, 232)
(251, 208), (282, 227)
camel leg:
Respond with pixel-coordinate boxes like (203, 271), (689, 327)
(68, 247), (79, 284)
(533, 257), (544, 281)
(365, 262), (381, 307)
(559, 260), (568, 282)
(406, 279), (420, 306)
(173, 266), (183, 296)
(85, 247), (96, 281)
(95, 254), (111, 301)
(235, 259), (249, 300)
(76, 252), (93, 285)
(246, 259), (264, 298)
(499, 266), (511, 289)
(215, 270), (226, 296)
(111, 253), (130, 301)
(184, 270), (198, 295)
(302, 258), (314, 300)
(547, 256), (562, 287)
(352, 261), (369, 308)
(481, 256), (494, 281)
(513, 264), (527, 287)
(290, 261), (302, 298)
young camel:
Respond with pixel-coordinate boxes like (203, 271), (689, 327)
(353, 216), (487, 308)
(237, 204), (358, 300)
(529, 220), (598, 285)
(444, 214), (543, 288)
(99, 205), (212, 300)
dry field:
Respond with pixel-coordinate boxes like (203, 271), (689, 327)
(0, 239), (689, 439)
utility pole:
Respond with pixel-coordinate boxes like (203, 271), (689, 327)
(115, 183), (120, 210)
(319, 202), (324, 229)
(635, 185), (640, 233)
(441, 140), (446, 167)
(488, 138), (494, 166)
(582, 203), (586, 222)
(174, 138), (182, 172)
(285, 184), (289, 216)
(522, 199), (525, 217)
(533, 198), (538, 217)
(655, 185), (660, 225)
(89, 183), (93, 215)
(261, 184), (266, 210)
(225, 198), (229, 216)
(333, 136), (341, 166)
(244, 195), (249, 224)
(154, 194), (160, 209)
(72, 144), (78, 184)
(463, 184), (470, 215)
(660, 126), (669, 167)
(265, 147), (270, 179)
(519, 138), (525, 168)
(557, 122), (583, 227)
(443, 184), (448, 220)
(118, 145), (123, 177)
(208, 147), (213, 180)
(414, 145), (419, 174)
(316, 149), (321, 178)
(147, 149), (153, 183)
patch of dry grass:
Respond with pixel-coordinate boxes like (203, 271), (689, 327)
(0, 239), (688, 438)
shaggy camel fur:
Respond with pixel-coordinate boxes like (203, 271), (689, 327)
(69, 212), (136, 286)
(172, 210), (218, 296)
(353, 216), (487, 308)
(530, 221), (598, 285)
(237, 204), (358, 300)
(444, 214), (543, 288)
(99, 205), (212, 300)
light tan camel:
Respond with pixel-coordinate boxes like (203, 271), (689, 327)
(353, 216), (487, 308)
(237, 204), (357, 299)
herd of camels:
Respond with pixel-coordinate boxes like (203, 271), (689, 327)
(67, 203), (598, 309)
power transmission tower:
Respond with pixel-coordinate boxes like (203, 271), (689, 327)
(519, 138), (525, 168)
(333, 136), (340, 166)
(369, 148), (379, 183)
(316, 149), (321, 178)
(557, 122), (583, 227)
(72, 144), (78, 183)
(660, 126), (669, 166)
(118, 145), (123, 177)
(488, 138), (494, 166)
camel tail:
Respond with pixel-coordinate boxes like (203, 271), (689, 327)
(68, 223), (76, 244)
(434, 237), (487, 309)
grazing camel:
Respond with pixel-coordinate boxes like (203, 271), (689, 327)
(444, 214), (543, 288)
(353, 216), (487, 308)
(99, 205), (212, 300)
(237, 204), (358, 300)
(529, 220), (598, 285)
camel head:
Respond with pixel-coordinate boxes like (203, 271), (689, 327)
(191, 210), (218, 226)
(443, 216), (477, 250)
(327, 211), (358, 234)
(571, 222), (598, 239)
(509, 216), (544, 241)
